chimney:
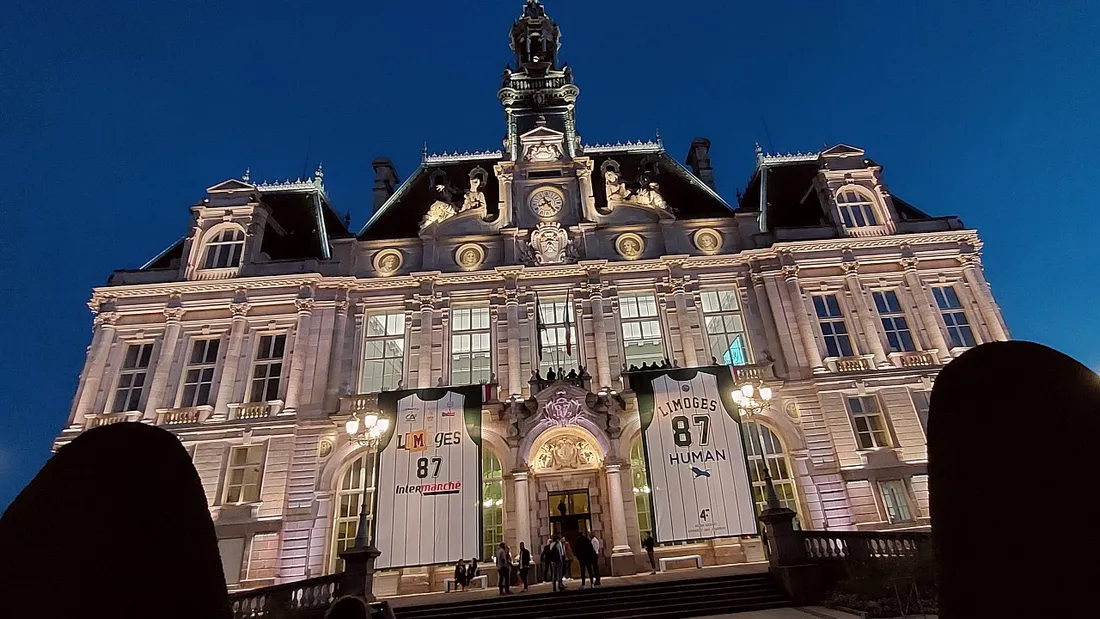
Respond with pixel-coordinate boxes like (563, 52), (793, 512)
(372, 158), (399, 210)
(686, 138), (714, 189)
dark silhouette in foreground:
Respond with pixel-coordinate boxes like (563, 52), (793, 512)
(0, 423), (232, 619)
(929, 340), (1100, 618)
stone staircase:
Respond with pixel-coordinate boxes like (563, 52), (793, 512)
(392, 572), (791, 619)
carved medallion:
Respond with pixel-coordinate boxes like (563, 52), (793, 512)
(533, 436), (600, 472)
(455, 243), (485, 270)
(615, 233), (645, 260)
(693, 228), (722, 254)
(545, 388), (582, 426)
(318, 438), (334, 459)
(530, 222), (570, 265)
(373, 249), (403, 276)
(529, 187), (564, 219)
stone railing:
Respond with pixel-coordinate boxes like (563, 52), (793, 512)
(227, 573), (396, 619)
(84, 411), (143, 429)
(229, 401), (284, 421)
(531, 369), (590, 395)
(731, 362), (777, 383)
(891, 350), (939, 369)
(799, 529), (933, 562)
(828, 356), (875, 373)
(155, 405), (213, 426)
(339, 393), (379, 415)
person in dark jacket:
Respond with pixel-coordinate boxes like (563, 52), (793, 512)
(466, 556), (479, 584)
(540, 538), (553, 582)
(642, 532), (657, 574)
(573, 532), (595, 589)
(518, 542), (532, 592)
(453, 560), (469, 591)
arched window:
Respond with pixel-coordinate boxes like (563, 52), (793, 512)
(629, 439), (653, 540)
(836, 190), (878, 228)
(741, 421), (801, 527)
(330, 454), (376, 573)
(202, 227), (245, 269)
(482, 450), (504, 559)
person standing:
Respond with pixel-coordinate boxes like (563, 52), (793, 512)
(453, 559), (468, 591)
(642, 532), (657, 574)
(495, 542), (512, 594)
(589, 532), (602, 586)
(540, 538), (552, 583)
(573, 531), (595, 589)
(518, 541), (531, 592)
(548, 534), (566, 592)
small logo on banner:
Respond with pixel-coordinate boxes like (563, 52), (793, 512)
(398, 430), (428, 452)
(691, 466), (711, 479)
(405, 412), (418, 422)
(442, 409), (456, 417)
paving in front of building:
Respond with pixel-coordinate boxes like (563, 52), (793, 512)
(54, 0), (1005, 597)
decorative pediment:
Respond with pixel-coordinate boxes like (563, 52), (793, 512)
(531, 434), (601, 472)
(519, 124), (566, 162)
(821, 144), (865, 158)
(206, 179), (256, 194)
(503, 379), (623, 451)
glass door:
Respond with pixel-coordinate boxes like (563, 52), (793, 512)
(548, 489), (591, 578)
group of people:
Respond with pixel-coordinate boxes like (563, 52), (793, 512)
(453, 542), (533, 595)
(540, 531), (602, 591)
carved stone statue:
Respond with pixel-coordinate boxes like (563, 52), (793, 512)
(420, 173), (458, 229)
(526, 141), (563, 162)
(461, 175), (486, 212)
(634, 181), (668, 210)
(604, 169), (631, 203)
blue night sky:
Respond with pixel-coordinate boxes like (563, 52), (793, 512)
(1, 1), (1098, 509)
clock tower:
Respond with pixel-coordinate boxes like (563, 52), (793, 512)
(497, 0), (594, 232)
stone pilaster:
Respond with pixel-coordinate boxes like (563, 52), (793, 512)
(513, 470), (532, 552)
(959, 254), (1009, 341)
(505, 290), (523, 396)
(751, 272), (792, 376)
(669, 275), (700, 368)
(324, 292), (351, 411)
(143, 302), (186, 420)
(416, 295), (435, 388)
(901, 258), (952, 362)
(71, 305), (119, 428)
(782, 265), (825, 373)
(604, 461), (635, 575)
(213, 297), (250, 420)
(283, 294), (315, 412)
(841, 262), (889, 367)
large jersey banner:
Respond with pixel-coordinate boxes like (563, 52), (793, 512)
(373, 386), (483, 569)
(632, 366), (757, 543)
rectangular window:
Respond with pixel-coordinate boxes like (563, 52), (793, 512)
(619, 292), (665, 367)
(111, 343), (155, 413)
(813, 295), (854, 358)
(217, 537), (247, 586)
(911, 390), (931, 437)
(451, 307), (492, 386)
(360, 312), (406, 393)
(537, 299), (578, 375)
(932, 286), (976, 349)
(249, 334), (286, 402)
(847, 396), (891, 449)
(872, 290), (916, 353)
(224, 445), (264, 503)
(700, 288), (750, 366)
(179, 338), (220, 407)
(879, 480), (914, 523)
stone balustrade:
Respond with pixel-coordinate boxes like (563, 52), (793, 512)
(828, 356), (875, 373)
(83, 411), (143, 429)
(891, 350), (939, 369)
(229, 401), (284, 421)
(155, 406), (213, 426)
(338, 393), (379, 415)
(226, 573), (397, 619)
(799, 529), (932, 562)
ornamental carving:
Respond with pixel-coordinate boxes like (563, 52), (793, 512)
(455, 243), (485, 270)
(532, 436), (600, 472)
(544, 388), (582, 426)
(523, 222), (580, 265)
(615, 233), (644, 260)
(373, 249), (403, 276)
(600, 159), (669, 212)
(693, 228), (722, 254)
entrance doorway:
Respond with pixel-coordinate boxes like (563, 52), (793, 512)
(548, 489), (591, 578)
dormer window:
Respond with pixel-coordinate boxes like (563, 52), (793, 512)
(202, 228), (245, 269)
(836, 190), (879, 228)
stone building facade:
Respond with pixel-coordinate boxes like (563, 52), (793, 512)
(55, 0), (1008, 595)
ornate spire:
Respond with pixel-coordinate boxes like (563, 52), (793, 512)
(242, 167), (250, 183)
(510, 0), (561, 75)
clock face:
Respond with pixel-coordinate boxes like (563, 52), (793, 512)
(529, 188), (564, 218)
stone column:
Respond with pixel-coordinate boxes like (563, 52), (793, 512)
(959, 255), (1009, 341)
(324, 295), (351, 410)
(671, 277), (700, 368)
(577, 163), (596, 220)
(417, 298), (434, 388)
(782, 266), (825, 373)
(590, 289), (613, 389)
(751, 273), (792, 376)
(283, 297), (315, 412)
(213, 300), (250, 420)
(841, 263), (889, 367)
(607, 459), (633, 567)
(506, 292), (523, 396)
(901, 258), (952, 362)
(513, 470), (532, 552)
(71, 307), (119, 428)
(143, 304), (186, 421)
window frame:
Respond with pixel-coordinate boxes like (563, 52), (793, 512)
(813, 294), (855, 358)
(330, 453), (377, 573)
(110, 341), (155, 413)
(931, 285), (977, 349)
(741, 421), (801, 527)
(619, 292), (666, 368)
(201, 226), (246, 270)
(878, 479), (916, 524)
(872, 290), (917, 353)
(249, 333), (286, 403)
(223, 444), (265, 504)
(835, 188), (879, 228)
(178, 337), (221, 408)
(537, 298), (579, 375)
(359, 311), (407, 393)
(910, 389), (931, 439)
(699, 287), (751, 366)
(450, 305), (493, 386)
(846, 395), (893, 450)
(482, 450), (505, 560)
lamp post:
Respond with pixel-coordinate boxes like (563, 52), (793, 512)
(343, 412), (390, 548)
(731, 381), (783, 512)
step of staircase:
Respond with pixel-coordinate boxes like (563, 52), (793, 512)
(392, 572), (791, 619)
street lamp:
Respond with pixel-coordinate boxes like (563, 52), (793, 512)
(731, 381), (783, 513)
(343, 412), (390, 548)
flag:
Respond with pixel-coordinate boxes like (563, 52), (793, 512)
(480, 383), (496, 403)
(534, 291), (545, 363)
(564, 288), (573, 357)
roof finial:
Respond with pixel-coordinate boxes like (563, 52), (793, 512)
(536, 115), (547, 126)
(655, 128), (662, 148)
(242, 167), (250, 183)
(754, 142), (764, 164)
(314, 162), (323, 182)
(422, 143), (428, 162)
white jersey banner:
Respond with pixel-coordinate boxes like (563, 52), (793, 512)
(373, 386), (483, 569)
(633, 366), (757, 543)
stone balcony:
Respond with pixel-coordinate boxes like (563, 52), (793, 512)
(825, 355), (877, 374)
(155, 405), (213, 426)
(888, 350), (940, 369)
(83, 411), (143, 429)
(228, 400), (285, 421)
